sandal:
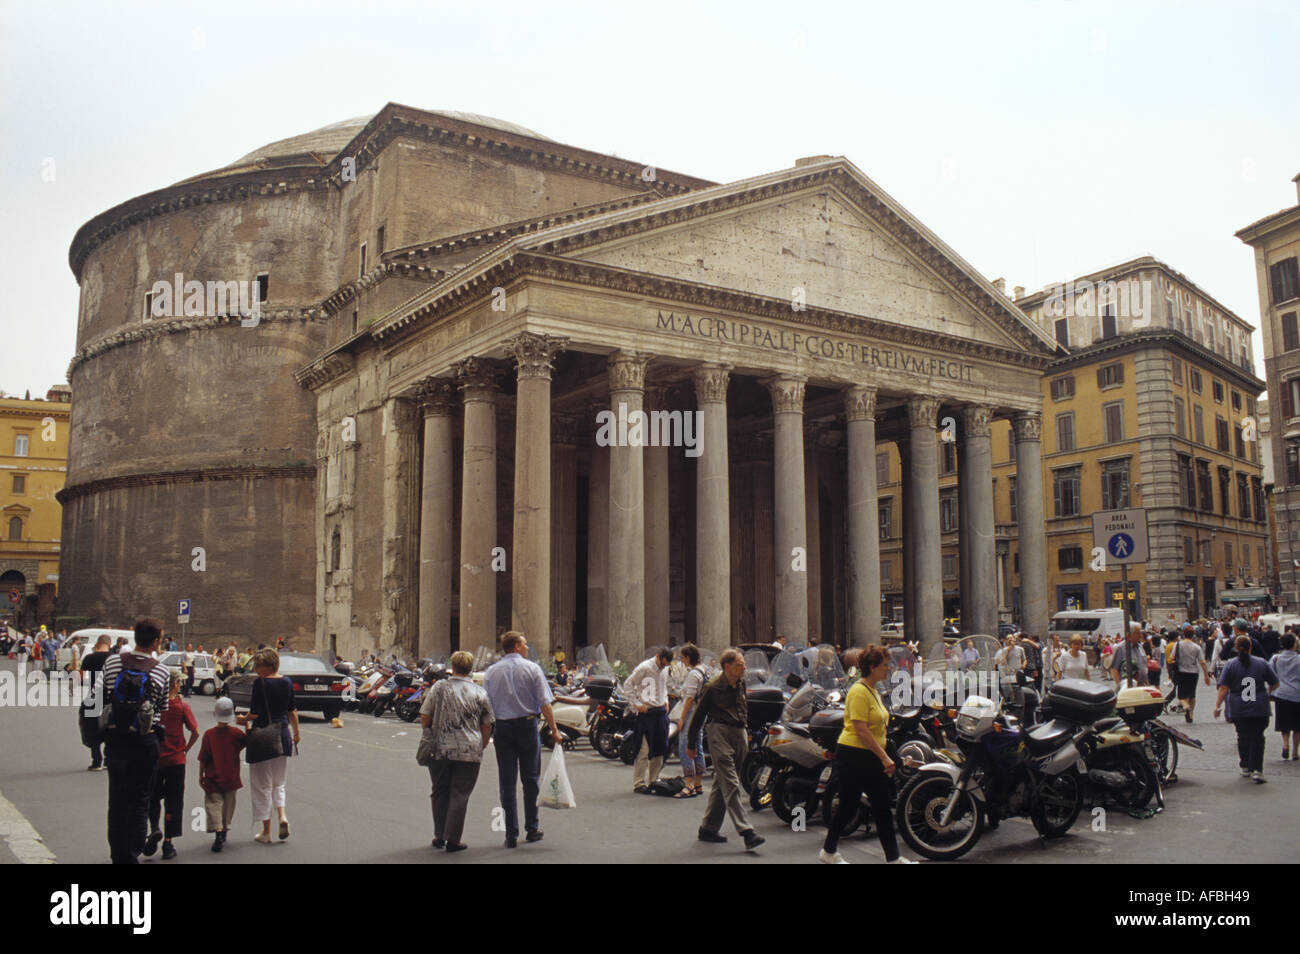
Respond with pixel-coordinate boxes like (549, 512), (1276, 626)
(673, 788), (693, 799)
(279, 820), (290, 840)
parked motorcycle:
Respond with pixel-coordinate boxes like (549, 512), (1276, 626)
(1040, 682), (1159, 810)
(896, 679), (1121, 861)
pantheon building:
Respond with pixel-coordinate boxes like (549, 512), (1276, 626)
(61, 104), (1056, 662)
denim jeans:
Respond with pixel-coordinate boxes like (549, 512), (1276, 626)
(494, 717), (541, 839)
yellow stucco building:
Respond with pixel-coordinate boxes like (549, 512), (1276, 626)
(0, 385), (71, 628)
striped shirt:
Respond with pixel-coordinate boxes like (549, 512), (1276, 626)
(100, 650), (170, 730)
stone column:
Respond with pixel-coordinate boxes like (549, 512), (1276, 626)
(507, 332), (567, 655)
(769, 375), (808, 644)
(586, 435), (610, 648)
(962, 406), (998, 636)
(608, 351), (650, 666)
(908, 397), (944, 655)
(694, 364), (732, 651)
(381, 395), (421, 656)
(417, 378), (456, 658)
(845, 386), (881, 646)
(899, 441), (916, 641)
(644, 385), (671, 648)
(456, 359), (498, 655)
(752, 436), (775, 643)
(996, 543), (1010, 616)
(1014, 411), (1049, 638)
(956, 433), (972, 630)
(551, 415), (580, 659)
(804, 423), (823, 644)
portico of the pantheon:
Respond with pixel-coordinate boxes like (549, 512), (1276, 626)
(299, 157), (1057, 664)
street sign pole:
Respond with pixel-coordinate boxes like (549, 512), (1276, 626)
(1122, 561), (1132, 688)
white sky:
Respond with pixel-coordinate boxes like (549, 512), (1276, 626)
(2, 0), (1297, 397)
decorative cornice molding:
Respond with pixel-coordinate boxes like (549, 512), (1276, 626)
(766, 375), (807, 414)
(508, 332), (569, 381)
(296, 352), (354, 391)
(369, 250), (1053, 372)
(843, 385), (877, 422)
(607, 350), (650, 392)
(56, 462), (315, 504)
(1012, 411), (1043, 442)
(69, 309), (326, 381)
(320, 262), (447, 317)
(692, 363), (731, 405)
(906, 396), (942, 429)
(961, 405), (994, 438)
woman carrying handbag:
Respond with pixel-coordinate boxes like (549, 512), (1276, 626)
(236, 648), (300, 844)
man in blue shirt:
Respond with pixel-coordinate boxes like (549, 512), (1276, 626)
(483, 632), (562, 848)
(40, 631), (61, 681)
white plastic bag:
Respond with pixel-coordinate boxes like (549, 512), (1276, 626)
(539, 744), (577, 809)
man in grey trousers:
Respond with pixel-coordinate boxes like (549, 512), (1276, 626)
(420, 651), (495, 852)
(685, 648), (765, 852)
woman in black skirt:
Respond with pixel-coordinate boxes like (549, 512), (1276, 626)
(1271, 633), (1300, 761)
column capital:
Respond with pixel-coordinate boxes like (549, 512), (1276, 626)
(454, 356), (499, 402)
(766, 374), (807, 414)
(906, 396), (942, 429)
(416, 377), (457, 417)
(1012, 410), (1043, 442)
(843, 385), (877, 422)
(507, 332), (568, 381)
(692, 363), (732, 405)
(961, 404), (994, 438)
(608, 350), (651, 392)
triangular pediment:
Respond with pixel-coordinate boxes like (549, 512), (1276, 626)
(518, 160), (1056, 355)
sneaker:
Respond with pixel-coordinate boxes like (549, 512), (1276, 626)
(279, 819), (290, 841)
(819, 849), (848, 864)
(1240, 767), (1252, 777)
(143, 831), (162, 857)
(743, 830), (765, 851)
(697, 828), (727, 844)
(161, 841), (177, 860)
(253, 831), (273, 844)
(86, 763), (100, 771)
(1252, 771), (1267, 784)
(889, 856), (918, 864)
(525, 830), (544, 843)
(445, 842), (468, 853)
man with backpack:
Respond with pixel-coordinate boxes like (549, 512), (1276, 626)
(100, 618), (171, 864)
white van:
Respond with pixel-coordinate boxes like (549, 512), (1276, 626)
(1049, 609), (1124, 661)
(1257, 613), (1300, 632)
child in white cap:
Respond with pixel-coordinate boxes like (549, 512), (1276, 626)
(198, 697), (247, 852)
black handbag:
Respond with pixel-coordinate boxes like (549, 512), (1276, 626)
(245, 678), (285, 763)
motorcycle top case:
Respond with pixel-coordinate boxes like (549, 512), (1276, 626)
(747, 687), (786, 729)
(1042, 678), (1116, 724)
(583, 675), (617, 702)
(1116, 685), (1164, 725)
(809, 708), (844, 747)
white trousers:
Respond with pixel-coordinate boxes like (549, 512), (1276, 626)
(248, 756), (287, 823)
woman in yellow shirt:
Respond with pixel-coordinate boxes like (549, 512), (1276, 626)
(820, 645), (913, 864)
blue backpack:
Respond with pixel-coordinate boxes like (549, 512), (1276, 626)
(99, 661), (159, 737)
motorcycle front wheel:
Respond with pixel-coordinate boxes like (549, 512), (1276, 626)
(896, 771), (983, 861)
(1031, 768), (1084, 837)
(769, 773), (805, 825)
(1150, 729), (1178, 783)
(1110, 748), (1158, 810)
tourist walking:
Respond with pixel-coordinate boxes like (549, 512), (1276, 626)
(236, 648), (299, 843)
(482, 631), (562, 848)
(183, 643), (196, 696)
(1214, 635), (1279, 783)
(1170, 626), (1212, 723)
(676, 644), (708, 797)
(625, 647), (673, 793)
(144, 670), (199, 860)
(1108, 624), (1150, 688)
(1056, 635), (1090, 681)
(820, 644), (912, 864)
(686, 648), (764, 852)
(1020, 633), (1044, 693)
(420, 650), (495, 852)
(1269, 633), (1300, 761)
(101, 618), (171, 864)
(78, 636), (112, 770)
(198, 697), (246, 852)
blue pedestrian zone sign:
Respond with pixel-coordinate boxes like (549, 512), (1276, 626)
(1091, 509), (1149, 565)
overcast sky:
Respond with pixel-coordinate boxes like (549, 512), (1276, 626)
(2, 0), (1296, 397)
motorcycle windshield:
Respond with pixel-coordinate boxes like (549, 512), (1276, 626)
(763, 649), (802, 690)
(575, 644), (615, 678)
(796, 646), (846, 690)
(744, 648), (775, 688)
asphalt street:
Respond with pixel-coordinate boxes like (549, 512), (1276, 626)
(1, 658), (1296, 865)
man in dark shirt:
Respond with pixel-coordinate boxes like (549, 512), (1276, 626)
(79, 637), (111, 770)
(685, 648), (763, 851)
(101, 618), (170, 864)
